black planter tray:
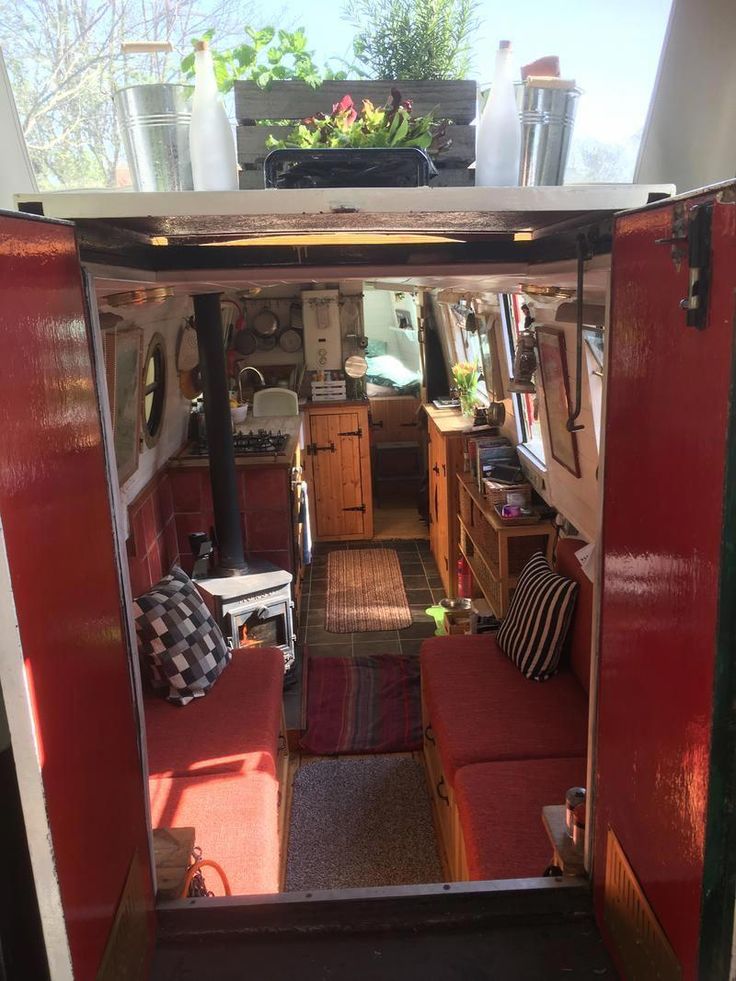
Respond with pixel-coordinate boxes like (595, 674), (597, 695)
(264, 147), (438, 189)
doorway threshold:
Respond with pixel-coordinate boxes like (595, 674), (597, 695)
(153, 878), (616, 980)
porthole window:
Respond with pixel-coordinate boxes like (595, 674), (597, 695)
(142, 333), (166, 446)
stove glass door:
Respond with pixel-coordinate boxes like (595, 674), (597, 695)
(229, 600), (289, 651)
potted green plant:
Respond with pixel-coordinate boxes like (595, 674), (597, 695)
(263, 89), (444, 188)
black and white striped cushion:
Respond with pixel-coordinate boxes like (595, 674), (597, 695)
(497, 553), (578, 681)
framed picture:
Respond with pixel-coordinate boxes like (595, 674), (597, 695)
(102, 327), (143, 484)
(536, 326), (581, 477)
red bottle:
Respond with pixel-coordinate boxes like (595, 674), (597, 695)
(457, 556), (472, 598)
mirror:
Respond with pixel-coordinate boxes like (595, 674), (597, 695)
(344, 354), (368, 378)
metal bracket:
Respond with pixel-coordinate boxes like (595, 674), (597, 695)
(306, 441), (336, 455)
(342, 504), (367, 513)
(338, 428), (363, 437)
(680, 202), (713, 330)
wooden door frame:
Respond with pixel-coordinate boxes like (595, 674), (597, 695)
(82, 270), (157, 897)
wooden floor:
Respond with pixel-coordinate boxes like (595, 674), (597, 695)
(373, 505), (429, 540)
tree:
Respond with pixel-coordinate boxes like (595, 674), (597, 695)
(0, 0), (261, 189)
(342, 0), (480, 81)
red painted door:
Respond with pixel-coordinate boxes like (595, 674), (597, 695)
(0, 213), (154, 978)
(596, 187), (736, 979)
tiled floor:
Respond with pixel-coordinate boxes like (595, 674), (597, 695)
(302, 539), (445, 658)
(283, 539), (447, 730)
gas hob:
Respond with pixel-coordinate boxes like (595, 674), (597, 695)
(190, 429), (289, 457)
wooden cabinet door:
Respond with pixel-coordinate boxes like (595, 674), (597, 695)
(369, 396), (421, 444)
(436, 434), (450, 590)
(309, 409), (368, 539)
(428, 423), (452, 594)
(428, 425), (440, 560)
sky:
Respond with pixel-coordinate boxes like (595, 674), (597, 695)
(275, 0), (673, 144)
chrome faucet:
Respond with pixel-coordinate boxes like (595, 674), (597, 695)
(238, 365), (265, 403)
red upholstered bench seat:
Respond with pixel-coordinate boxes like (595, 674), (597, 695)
(149, 768), (279, 895)
(421, 635), (588, 786)
(144, 647), (284, 896)
(455, 757), (587, 880)
(144, 648), (284, 779)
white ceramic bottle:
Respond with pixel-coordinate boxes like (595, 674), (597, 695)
(189, 40), (238, 191)
(475, 40), (521, 187)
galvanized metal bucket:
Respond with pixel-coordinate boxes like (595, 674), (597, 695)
(515, 80), (581, 186)
(113, 83), (194, 192)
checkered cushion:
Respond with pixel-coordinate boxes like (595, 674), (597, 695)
(133, 566), (231, 706)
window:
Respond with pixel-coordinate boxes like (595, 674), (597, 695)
(447, 303), (489, 401)
(142, 333), (166, 446)
(500, 295), (545, 464)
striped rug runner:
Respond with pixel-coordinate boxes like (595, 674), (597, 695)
(299, 654), (422, 755)
(325, 548), (412, 633)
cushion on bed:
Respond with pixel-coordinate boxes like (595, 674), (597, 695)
(144, 647), (284, 779)
(149, 768), (279, 896)
(421, 635), (588, 785)
(454, 757), (587, 880)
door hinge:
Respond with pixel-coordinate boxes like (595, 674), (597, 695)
(338, 428), (363, 437)
(343, 504), (367, 513)
(680, 202), (713, 330)
(306, 441), (336, 455)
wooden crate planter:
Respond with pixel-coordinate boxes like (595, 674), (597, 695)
(234, 79), (477, 189)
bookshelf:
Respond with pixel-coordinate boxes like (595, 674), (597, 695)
(457, 472), (555, 618)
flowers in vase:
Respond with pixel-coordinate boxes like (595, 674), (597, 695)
(452, 361), (479, 416)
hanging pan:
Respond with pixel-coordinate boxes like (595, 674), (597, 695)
(252, 307), (279, 337)
(234, 329), (257, 356)
(278, 328), (303, 353)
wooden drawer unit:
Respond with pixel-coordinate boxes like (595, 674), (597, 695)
(422, 685), (467, 880)
(457, 472), (555, 619)
(305, 402), (373, 541)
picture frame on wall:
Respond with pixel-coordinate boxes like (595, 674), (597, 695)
(536, 326), (581, 477)
(102, 326), (143, 484)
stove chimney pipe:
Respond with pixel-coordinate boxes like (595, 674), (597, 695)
(192, 292), (248, 575)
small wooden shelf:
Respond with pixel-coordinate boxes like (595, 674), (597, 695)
(457, 472), (555, 618)
(542, 804), (585, 877)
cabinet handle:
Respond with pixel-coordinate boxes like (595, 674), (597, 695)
(432, 464), (440, 474)
(424, 725), (436, 745)
(437, 778), (450, 805)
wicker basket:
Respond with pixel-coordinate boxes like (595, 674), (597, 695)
(482, 479), (532, 507)
(470, 513), (500, 571)
(469, 550), (504, 617)
(508, 534), (550, 575)
(459, 482), (473, 527)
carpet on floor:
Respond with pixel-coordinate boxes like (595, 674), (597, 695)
(286, 755), (443, 891)
(299, 654), (422, 755)
(325, 548), (412, 633)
